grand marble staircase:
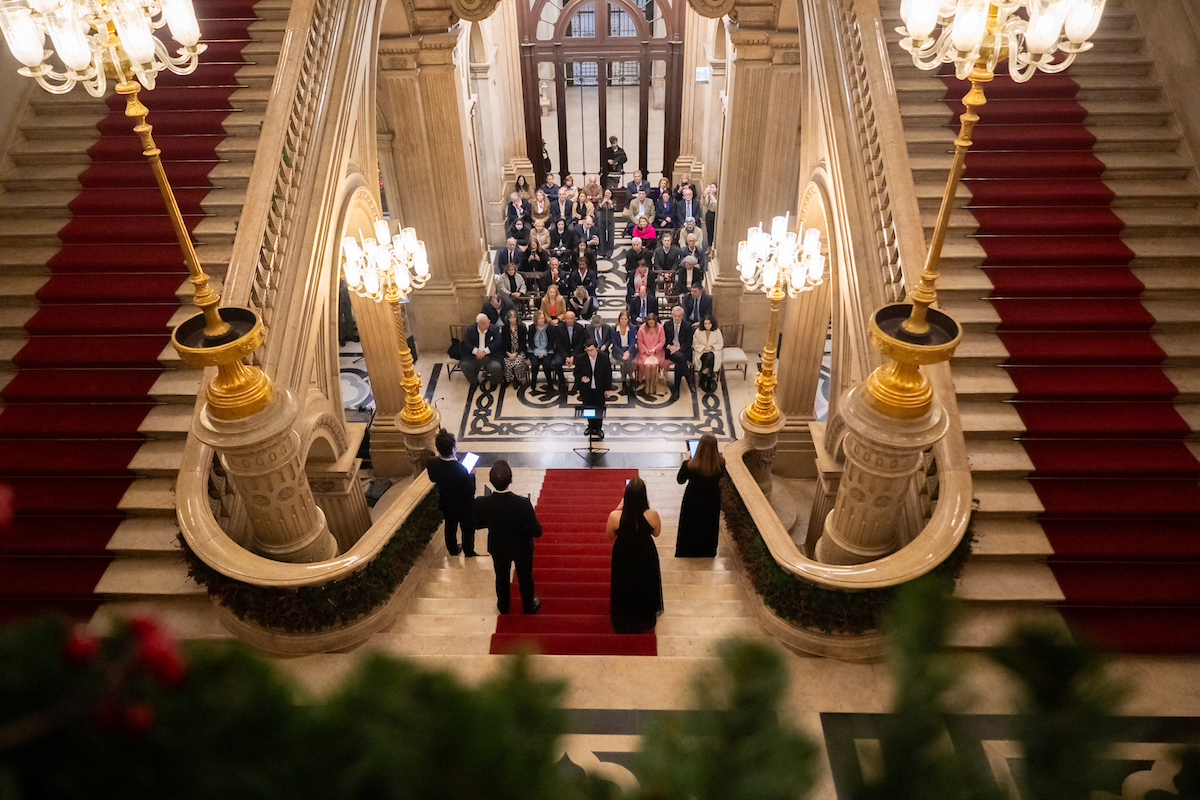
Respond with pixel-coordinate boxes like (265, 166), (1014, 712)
(0, 0), (289, 624)
(887, 2), (1200, 650)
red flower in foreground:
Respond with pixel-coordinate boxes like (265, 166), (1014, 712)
(62, 626), (100, 667)
(129, 616), (186, 686)
(123, 702), (156, 735)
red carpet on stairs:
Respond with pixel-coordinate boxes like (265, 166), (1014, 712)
(0, 0), (259, 623)
(943, 70), (1200, 653)
(490, 468), (657, 656)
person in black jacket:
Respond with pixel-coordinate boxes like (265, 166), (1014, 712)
(662, 305), (695, 401)
(425, 429), (477, 556)
(552, 310), (589, 396)
(473, 460), (541, 615)
(577, 340), (613, 438)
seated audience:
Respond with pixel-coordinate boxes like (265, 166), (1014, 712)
(626, 170), (651, 202)
(589, 312), (614, 356)
(611, 309), (638, 395)
(693, 315), (723, 393)
(623, 237), (647, 283)
(662, 305), (694, 401)
(540, 173), (559, 203)
(576, 216), (601, 252)
(461, 313), (502, 388)
(482, 293), (516, 325)
(530, 219), (551, 253)
(624, 190), (654, 235)
(552, 190), (573, 225)
(541, 256), (569, 295)
(511, 218), (530, 249)
(632, 216), (657, 246)
(627, 261), (652, 303)
(500, 309), (530, 387)
(540, 284), (567, 322)
(496, 263), (526, 302)
(677, 187), (702, 237)
(674, 174), (696, 203)
(527, 310), (555, 389)
(682, 283), (713, 329)
(552, 309), (589, 395)
(505, 192), (530, 237)
(649, 176), (670, 202)
(630, 283), (658, 327)
(654, 189), (678, 232)
(570, 252), (597, 293)
(581, 174), (602, 205)
(653, 232), (680, 274)
(514, 175), (531, 201)
(531, 189), (553, 230)
(549, 218), (573, 259)
(524, 237), (547, 275)
(679, 228), (707, 268)
(568, 285), (596, 321)
(494, 237), (522, 273)
(674, 254), (705, 296)
(595, 189), (616, 258)
(635, 312), (665, 396)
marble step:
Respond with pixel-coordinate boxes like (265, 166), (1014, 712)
(90, 597), (230, 640)
(150, 369), (203, 404)
(895, 74), (1163, 105)
(404, 596), (755, 618)
(129, 439), (188, 478)
(370, 632), (762, 659)
(972, 475), (1044, 516)
(955, 559), (1065, 603)
(960, 397), (1200, 441)
(913, 177), (1200, 212)
(949, 602), (1071, 649)
(969, 517), (1054, 559)
(138, 403), (197, 440)
(953, 362), (1200, 403)
(389, 613), (757, 639)
(94, 552), (203, 597)
(935, 235), (1200, 271)
(951, 330), (1200, 369)
(0, 186), (248, 220)
(923, 206), (1200, 239)
(889, 50), (1156, 78)
(900, 98), (1174, 129)
(908, 150), (1193, 182)
(106, 516), (184, 556)
(416, 579), (750, 604)
(905, 124), (1183, 156)
(938, 297), (1200, 335)
(934, 264), (1200, 304)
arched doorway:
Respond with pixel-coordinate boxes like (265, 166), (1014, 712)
(517, 0), (685, 194)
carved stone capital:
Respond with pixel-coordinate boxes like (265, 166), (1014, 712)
(687, 0), (736, 20)
(450, 0), (500, 22)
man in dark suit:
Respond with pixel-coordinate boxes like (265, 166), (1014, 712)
(481, 293), (516, 325)
(576, 340), (612, 438)
(603, 136), (628, 191)
(682, 283), (713, 329)
(677, 186), (702, 234)
(506, 192), (530, 237)
(552, 192), (574, 226)
(494, 237), (523, 273)
(680, 230), (707, 269)
(568, 259), (597, 297)
(461, 313), (502, 388)
(549, 218), (574, 259)
(425, 429), (477, 557)
(552, 309), (588, 395)
(473, 460), (541, 615)
(662, 305), (694, 400)
(541, 256), (570, 295)
(653, 232), (681, 275)
(623, 237), (647, 281)
(540, 174), (559, 203)
(625, 170), (651, 202)
(654, 192), (679, 231)
(629, 283), (658, 327)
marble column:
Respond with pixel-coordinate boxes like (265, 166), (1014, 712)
(813, 384), (948, 566)
(710, 26), (802, 351)
(307, 422), (372, 553)
(774, 259), (832, 478)
(379, 30), (491, 353)
(194, 388), (339, 563)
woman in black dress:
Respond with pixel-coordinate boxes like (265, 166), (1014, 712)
(606, 477), (664, 634)
(675, 434), (726, 557)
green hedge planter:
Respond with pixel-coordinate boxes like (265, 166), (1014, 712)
(720, 478), (972, 636)
(179, 489), (443, 634)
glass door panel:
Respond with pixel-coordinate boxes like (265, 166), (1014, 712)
(564, 60), (600, 181)
(538, 61), (560, 176)
(605, 60), (639, 188)
(647, 59), (667, 180)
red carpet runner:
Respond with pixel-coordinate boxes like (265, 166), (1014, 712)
(489, 468), (656, 656)
(943, 70), (1200, 653)
(0, 0), (258, 622)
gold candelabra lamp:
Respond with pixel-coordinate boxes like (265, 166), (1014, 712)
(737, 217), (825, 427)
(341, 220), (436, 428)
(862, 0), (1108, 420)
(0, 0), (274, 420)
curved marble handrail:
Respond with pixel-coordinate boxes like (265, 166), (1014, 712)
(725, 363), (972, 591)
(177, 434), (433, 587)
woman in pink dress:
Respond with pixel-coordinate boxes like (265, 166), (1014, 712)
(635, 313), (665, 396)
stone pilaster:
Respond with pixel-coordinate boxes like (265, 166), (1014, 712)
(379, 30), (490, 353)
(774, 253), (832, 477)
(739, 415), (786, 503)
(194, 388), (338, 563)
(711, 26), (802, 351)
(814, 384), (948, 566)
(307, 423), (372, 552)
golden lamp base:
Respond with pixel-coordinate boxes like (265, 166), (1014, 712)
(865, 304), (961, 420)
(172, 307), (274, 421)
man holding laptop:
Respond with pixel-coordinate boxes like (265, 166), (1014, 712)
(426, 429), (478, 557)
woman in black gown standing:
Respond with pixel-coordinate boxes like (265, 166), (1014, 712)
(675, 434), (727, 557)
(606, 477), (664, 634)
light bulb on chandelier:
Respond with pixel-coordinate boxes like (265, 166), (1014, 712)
(0, 0), (206, 96)
(896, 0), (1106, 81)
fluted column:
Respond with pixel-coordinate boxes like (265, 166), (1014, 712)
(774, 260), (832, 478)
(814, 384), (948, 566)
(711, 26), (802, 351)
(308, 424), (373, 553)
(194, 388), (338, 563)
(379, 30), (490, 353)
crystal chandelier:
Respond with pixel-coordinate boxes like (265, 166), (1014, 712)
(738, 217), (825, 299)
(897, 0), (1106, 81)
(341, 221), (431, 304)
(0, 0), (204, 96)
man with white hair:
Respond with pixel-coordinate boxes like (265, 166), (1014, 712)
(460, 313), (502, 389)
(661, 305), (694, 401)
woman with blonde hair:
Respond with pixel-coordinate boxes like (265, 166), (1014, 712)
(634, 312), (665, 396)
(632, 215), (657, 246)
(531, 188), (553, 229)
(540, 283), (566, 322)
(674, 433), (726, 557)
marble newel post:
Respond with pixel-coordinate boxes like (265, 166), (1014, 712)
(710, 25), (802, 350)
(813, 383), (946, 565)
(195, 387), (339, 563)
(379, 30), (490, 353)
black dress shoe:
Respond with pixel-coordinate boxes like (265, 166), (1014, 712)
(527, 597), (542, 614)
(596, 430), (605, 439)
(497, 605), (510, 615)
(464, 551), (479, 557)
(448, 546), (462, 556)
